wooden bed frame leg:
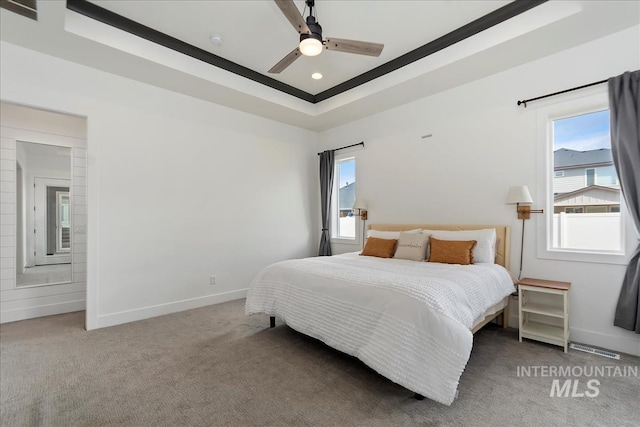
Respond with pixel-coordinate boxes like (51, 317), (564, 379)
(413, 393), (425, 400)
(269, 316), (275, 328)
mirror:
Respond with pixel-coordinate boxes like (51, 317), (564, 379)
(16, 141), (72, 286)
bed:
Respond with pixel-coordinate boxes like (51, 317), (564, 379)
(245, 224), (515, 405)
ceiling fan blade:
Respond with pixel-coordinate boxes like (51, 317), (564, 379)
(324, 38), (384, 57)
(274, 0), (310, 34)
(268, 48), (302, 74)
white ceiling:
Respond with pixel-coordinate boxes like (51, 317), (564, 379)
(1, 1), (639, 131)
(91, 0), (513, 94)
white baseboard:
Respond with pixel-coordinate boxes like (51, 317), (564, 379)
(95, 289), (248, 329)
(0, 300), (85, 324)
(570, 327), (640, 358)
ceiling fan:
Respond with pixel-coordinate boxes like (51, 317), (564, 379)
(269, 0), (384, 74)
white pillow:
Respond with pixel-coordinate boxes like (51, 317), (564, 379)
(394, 232), (430, 261)
(426, 229), (497, 264)
(366, 229), (422, 240)
(421, 230), (434, 259)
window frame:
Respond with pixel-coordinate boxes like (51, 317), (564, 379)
(330, 154), (360, 246)
(535, 91), (632, 265)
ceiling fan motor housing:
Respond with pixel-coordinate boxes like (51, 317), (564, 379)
(300, 15), (323, 44)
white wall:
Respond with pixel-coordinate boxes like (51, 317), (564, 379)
(317, 26), (640, 356)
(0, 41), (319, 329)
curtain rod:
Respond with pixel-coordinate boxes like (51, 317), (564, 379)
(517, 79), (608, 108)
(317, 141), (364, 155)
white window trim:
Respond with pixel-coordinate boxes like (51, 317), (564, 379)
(535, 91), (634, 265)
(330, 154), (360, 246)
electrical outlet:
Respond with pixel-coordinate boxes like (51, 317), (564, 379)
(210, 275), (216, 285)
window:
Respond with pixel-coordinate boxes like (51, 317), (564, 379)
(332, 156), (356, 241)
(585, 168), (595, 186)
(550, 109), (622, 252)
(595, 165), (618, 185)
(56, 191), (71, 253)
(536, 92), (630, 265)
(564, 207), (584, 214)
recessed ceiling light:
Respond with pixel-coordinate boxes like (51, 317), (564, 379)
(209, 34), (223, 46)
(311, 73), (323, 80)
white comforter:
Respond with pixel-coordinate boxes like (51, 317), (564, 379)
(245, 253), (515, 405)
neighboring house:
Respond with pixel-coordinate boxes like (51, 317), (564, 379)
(553, 148), (620, 213)
(338, 182), (355, 217)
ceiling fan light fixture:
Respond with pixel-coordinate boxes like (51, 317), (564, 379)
(299, 36), (323, 56)
(269, 0), (383, 74)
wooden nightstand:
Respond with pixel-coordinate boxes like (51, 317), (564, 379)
(518, 277), (571, 352)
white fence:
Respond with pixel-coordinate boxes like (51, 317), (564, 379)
(552, 212), (621, 250)
(338, 217), (356, 239)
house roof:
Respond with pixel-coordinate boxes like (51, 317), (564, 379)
(554, 184), (619, 204)
(554, 148), (613, 169)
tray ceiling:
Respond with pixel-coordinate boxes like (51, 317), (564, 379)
(1, 1), (639, 130)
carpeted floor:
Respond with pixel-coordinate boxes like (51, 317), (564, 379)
(1, 299), (638, 426)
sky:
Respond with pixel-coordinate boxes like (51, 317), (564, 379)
(553, 109), (611, 151)
(339, 159), (355, 188)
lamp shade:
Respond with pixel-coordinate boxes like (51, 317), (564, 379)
(506, 186), (533, 205)
(352, 197), (367, 210)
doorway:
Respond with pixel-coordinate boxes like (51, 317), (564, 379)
(16, 142), (73, 286)
(0, 101), (87, 324)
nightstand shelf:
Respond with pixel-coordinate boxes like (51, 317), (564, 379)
(518, 277), (571, 352)
(521, 321), (565, 347)
(521, 302), (564, 318)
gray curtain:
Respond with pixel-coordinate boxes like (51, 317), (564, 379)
(609, 70), (640, 333)
(318, 150), (335, 256)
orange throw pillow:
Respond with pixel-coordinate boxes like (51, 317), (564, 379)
(360, 237), (398, 258)
(428, 237), (477, 265)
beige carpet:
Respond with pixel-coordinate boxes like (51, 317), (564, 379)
(1, 299), (638, 426)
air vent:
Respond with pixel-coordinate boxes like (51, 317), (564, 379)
(0, 0), (37, 21)
(570, 343), (621, 360)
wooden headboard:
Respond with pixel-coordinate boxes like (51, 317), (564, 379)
(368, 224), (510, 269)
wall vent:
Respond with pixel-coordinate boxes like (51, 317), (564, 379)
(570, 343), (621, 360)
(1, 0), (37, 21)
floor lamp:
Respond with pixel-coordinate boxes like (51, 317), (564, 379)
(506, 186), (544, 280)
